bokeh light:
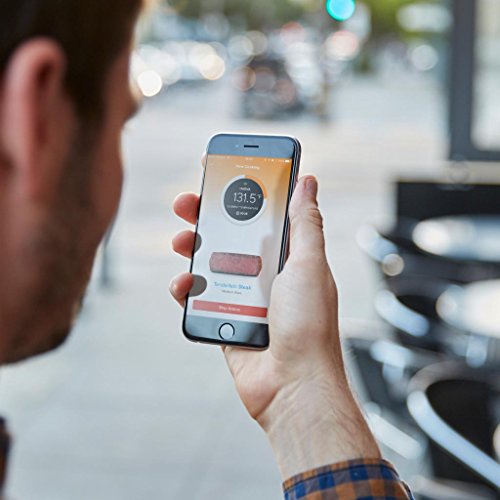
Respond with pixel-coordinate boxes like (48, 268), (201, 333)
(410, 44), (439, 72)
(325, 30), (361, 60)
(199, 54), (226, 81)
(326, 0), (356, 22)
(137, 70), (163, 97)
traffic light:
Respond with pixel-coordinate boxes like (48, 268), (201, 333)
(326, 0), (356, 21)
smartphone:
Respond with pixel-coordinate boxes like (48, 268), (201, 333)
(183, 133), (301, 349)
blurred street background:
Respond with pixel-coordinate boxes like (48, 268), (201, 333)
(1, 1), (499, 499)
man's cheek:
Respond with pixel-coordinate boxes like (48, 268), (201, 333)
(92, 152), (123, 235)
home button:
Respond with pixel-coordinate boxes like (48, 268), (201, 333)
(219, 323), (235, 340)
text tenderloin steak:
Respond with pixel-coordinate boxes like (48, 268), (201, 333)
(209, 252), (263, 277)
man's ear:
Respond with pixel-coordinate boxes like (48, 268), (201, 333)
(0, 38), (75, 201)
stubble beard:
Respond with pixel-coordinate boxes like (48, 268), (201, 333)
(6, 130), (104, 364)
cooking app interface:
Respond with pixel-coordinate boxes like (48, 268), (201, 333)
(187, 154), (293, 324)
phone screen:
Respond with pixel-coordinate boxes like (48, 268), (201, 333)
(186, 153), (293, 325)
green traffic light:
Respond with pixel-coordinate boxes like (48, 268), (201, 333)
(326, 0), (356, 21)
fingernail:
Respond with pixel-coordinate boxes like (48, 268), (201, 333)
(305, 176), (318, 198)
(169, 280), (177, 295)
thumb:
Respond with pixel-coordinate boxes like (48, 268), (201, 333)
(288, 176), (325, 257)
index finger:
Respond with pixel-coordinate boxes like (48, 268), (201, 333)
(173, 155), (205, 224)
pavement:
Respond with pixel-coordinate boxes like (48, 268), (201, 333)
(0, 74), (445, 500)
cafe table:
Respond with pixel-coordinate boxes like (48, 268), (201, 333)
(437, 280), (500, 366)
(412, 215), (500, 264)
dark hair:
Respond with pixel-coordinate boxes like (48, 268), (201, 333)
(0, 0), (142, 122)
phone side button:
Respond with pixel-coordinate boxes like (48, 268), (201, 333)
(219, 323), (235, 340)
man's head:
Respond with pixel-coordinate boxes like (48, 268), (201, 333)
(0, 1), (143, 363)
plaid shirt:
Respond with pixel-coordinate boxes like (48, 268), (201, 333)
(283, 458), (414, 499)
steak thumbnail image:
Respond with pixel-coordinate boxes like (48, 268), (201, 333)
(209, 252), (262, 277)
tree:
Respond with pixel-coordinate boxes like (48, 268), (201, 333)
(165, 0), (317, 29)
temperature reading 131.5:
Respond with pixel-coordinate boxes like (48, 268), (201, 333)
(223, 176), (265, 223)
(233, 192), (261, 204)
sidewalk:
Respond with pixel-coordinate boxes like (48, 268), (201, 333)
(0, 75), (445, 500)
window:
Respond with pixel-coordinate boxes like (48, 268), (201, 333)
(449, 0), (500, 161)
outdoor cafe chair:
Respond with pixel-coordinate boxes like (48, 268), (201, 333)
(374, 277), (468, 355)
(407, 361), (500, 494)
(357, 221), (500, 285)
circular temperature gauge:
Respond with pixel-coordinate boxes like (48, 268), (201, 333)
(221, 176), (266, 224)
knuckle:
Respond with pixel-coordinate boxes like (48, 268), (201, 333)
(292, 207), (324, 230)
(307, 207), (324, 228)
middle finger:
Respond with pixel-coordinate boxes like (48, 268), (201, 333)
(173, 192), (200, 225)
(172, 230), (196, 258)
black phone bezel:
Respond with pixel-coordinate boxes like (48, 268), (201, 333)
(182, 133), (302, 349)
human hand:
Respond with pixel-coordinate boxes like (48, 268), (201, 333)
(171, 175), (379, 479)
